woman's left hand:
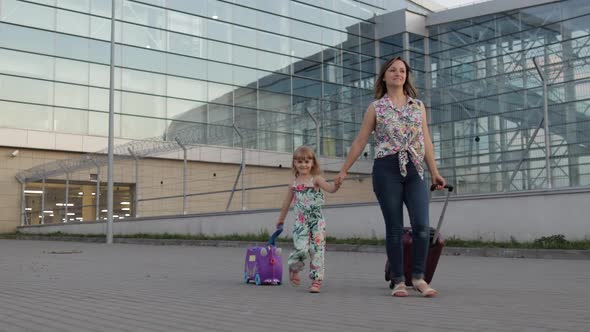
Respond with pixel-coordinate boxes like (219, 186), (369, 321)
(431, 173), (446, 190)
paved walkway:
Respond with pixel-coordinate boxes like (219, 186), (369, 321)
(0, 240), (588, 332)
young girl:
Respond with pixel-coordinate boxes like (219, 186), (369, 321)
(276, 145), (340, 293)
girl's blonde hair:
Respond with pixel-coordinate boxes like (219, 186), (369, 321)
(374, 56), (418, 99)
(292, 145), (320, 176)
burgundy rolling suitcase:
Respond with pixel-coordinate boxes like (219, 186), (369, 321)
(385, 184), (453, 288)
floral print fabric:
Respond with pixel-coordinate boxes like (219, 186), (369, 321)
(373, 95), (426, 179)
(287, 178), (326, 281)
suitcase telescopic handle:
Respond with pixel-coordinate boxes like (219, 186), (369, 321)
(268, 224), (283, 246)
(430, 184), (454, 192)
(430, 184), (453, 245)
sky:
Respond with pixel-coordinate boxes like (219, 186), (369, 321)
(431, 0), (491, 9)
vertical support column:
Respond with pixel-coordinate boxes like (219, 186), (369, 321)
(306, 108), (320, 157)
(64, 172), (69, 222)
(128, 148), (139, 217)
(41, 178), (46, 225)
(533, 57), (552, 189)
(402, 32), (410, 63)
(17, 179), (25, 226)
(106, 0), (116, 244)
(96, 167), (101, 220)
(562, 25), (578, 187)
(174, 137), (188, 215)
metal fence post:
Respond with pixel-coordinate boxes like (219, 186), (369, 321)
(174, 137), (188, 215)
(128, 148), (139, 217)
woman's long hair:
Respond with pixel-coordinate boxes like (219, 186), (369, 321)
(373, 57), (418, 99)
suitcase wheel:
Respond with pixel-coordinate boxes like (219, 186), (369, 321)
(243, 271), (249, 284)
(255, 274), (261, 285)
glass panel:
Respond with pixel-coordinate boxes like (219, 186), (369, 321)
(256, 50), (290, 74)
(56, 9), (90, 37)
(168, 31), (207, 58)
(207, 40), (232, 63)
(54, 108), (88, 134)
(122, 23), (166, 51)
(207, 19), (232, 43)
(234, 88), (257, 109)
(166, 98), (207, 120)
(232, 45), (257, 68)
(0, 23), (56, 57)
(122, 1), (166, 29)
(259, 91), (290, 112)
(0, 74), (54, 105)
(257, 31), (290, 55)
(55, 33), (90, 62)
(0, 100), (52, 131)
(120, 45), (166, 73)
(55, 83), (89, 109)
(57, 0), (90, 12)
(121, 91), (166, 118)
(232, 6), (257, 29)
(121, 114), (165, 139)
(167, 76), (207, 101)
(89, 63), (109, 88)
(293, 59), (322, 80)
(91, 0), (111, 17)
(88, 111), (120, 137)
(89, 87), (108, 111)
(90, 16), (111, 41)
(258, 72), (290, 94)
(167, 53), (207, 80)
(233, 66), (258, 88)
(168, 12), (205, 37)
(291, 39), (321, 61)
(208, 0), (232, 23)
(55, 58), (89, 85)
(122, 68), (166, 95)
(208, 82), (234, 105)
(257, 10), (289, 36)
(207, 61), (233, 85)
(0, 0), (55, 30)
(0, 49), (54, 80)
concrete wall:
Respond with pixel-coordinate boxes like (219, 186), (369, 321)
(18, 188), (590, 241)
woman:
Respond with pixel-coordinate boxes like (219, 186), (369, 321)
(334, 57), (445, 297)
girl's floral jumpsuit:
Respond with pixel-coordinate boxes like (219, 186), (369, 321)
(287, 178), (326, 281)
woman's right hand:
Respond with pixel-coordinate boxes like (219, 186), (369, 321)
(334, 171), (347, 188)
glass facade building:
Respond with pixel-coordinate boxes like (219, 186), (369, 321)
(2, 0), (590, 203)
(428, 0), (590, 193)
(0, 0), (410, 158)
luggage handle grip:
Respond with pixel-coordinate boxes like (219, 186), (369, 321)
(430, 184), (454, 192)
(267, 224), (283, 246)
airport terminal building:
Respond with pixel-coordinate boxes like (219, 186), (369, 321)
(1, 0), (588, 239)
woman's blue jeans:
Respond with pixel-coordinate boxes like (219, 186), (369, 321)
(372, 154), (430, 284)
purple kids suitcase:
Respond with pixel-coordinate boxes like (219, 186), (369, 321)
(243, 225), (283, 285)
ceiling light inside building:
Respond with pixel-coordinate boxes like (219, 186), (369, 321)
(24, 190), (44, 194)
